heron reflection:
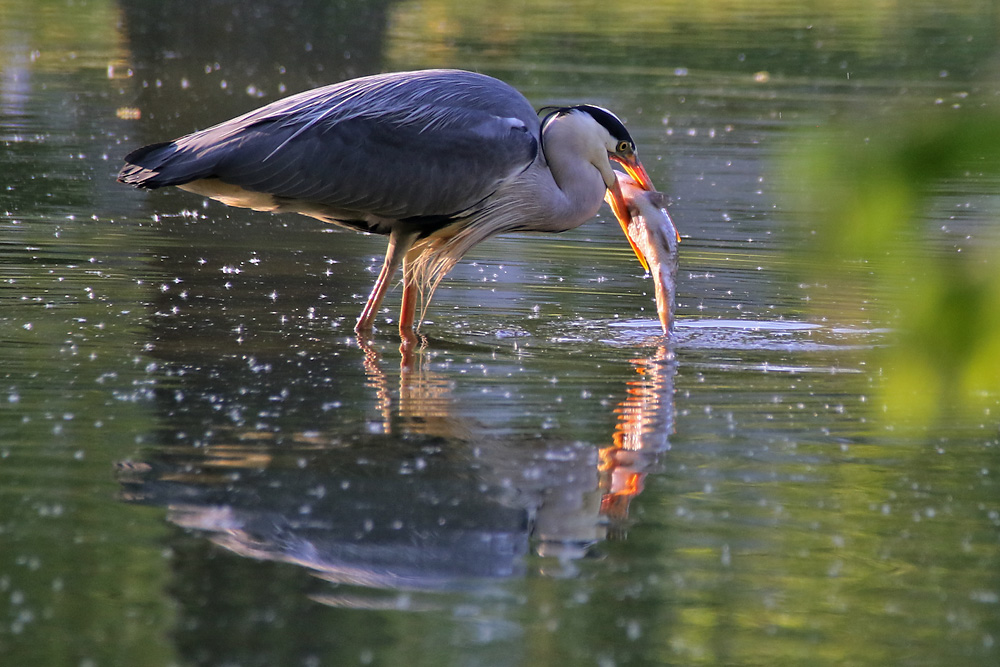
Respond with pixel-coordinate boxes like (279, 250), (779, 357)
(117, 341), (675, 597)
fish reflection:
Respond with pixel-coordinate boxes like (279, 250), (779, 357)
(600, 345), (675, 534)
(118, 342), (674, 597)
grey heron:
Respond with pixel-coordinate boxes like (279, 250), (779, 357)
(119, 69), (660, 338)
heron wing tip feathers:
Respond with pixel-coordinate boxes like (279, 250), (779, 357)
(117, 163), (165, 188)
(118, 141), (176, 188)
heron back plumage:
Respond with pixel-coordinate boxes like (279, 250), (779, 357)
(119, 70), (540, 233)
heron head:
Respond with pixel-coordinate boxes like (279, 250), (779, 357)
(541, 105), (654, 194)
(572, 104), (654, 188)
(559, 105), (655, 235)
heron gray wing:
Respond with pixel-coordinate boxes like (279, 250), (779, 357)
(120, 70), (540, 221)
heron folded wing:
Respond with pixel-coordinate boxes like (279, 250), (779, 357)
(119, 70), (541, 223)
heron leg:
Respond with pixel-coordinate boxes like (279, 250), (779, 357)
(398, 287), (418, 355)
(356, 229), (418, 333)
(398, 273), (416, 332)
(399, 242), (425, 334)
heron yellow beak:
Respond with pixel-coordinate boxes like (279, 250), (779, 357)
(610, 153), (654, 192)
(607, 151), (653, 270)
(607, 178), (651, 273)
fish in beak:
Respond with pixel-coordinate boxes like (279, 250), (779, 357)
(605, 172), (679, 334)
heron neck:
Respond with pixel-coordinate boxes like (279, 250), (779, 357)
(539, 120), (609, 231)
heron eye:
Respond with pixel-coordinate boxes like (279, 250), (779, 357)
(616, 140), (632, 154)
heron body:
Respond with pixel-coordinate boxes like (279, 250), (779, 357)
(119, 69), (655, 337)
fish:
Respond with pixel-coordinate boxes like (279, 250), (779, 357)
(606, 172), (679, 334)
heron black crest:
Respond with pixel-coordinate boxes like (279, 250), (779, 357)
(575, 105), (634, 144)
(539, 104), (634, 146)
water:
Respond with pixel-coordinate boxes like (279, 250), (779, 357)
(2, 1), (999, 665)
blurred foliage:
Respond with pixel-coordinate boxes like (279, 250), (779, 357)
(785, 109), (1000, 425)
(388, 0), (997, 82)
